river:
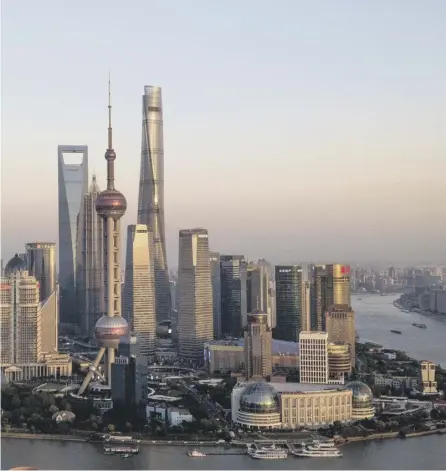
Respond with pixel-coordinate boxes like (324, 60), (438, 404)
(2, 295), (446, 469)
(352, 294), (446, 367)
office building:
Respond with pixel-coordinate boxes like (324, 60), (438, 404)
(299, 331), (329, 384)
(111, 336), (148, 423)
(137, 86), (171, 324)
(325, 304), (356, 367)
(78, 81), (128, 395)
(327, 264), (351, 307)
(80, 175), (105, 337)
(231, 381), (352, 430)
(58, 145), (88, 325)
(419, 360), (438, 395)
(177, 228), (213, 359)
(244, 310), (272, 380)
(220, 255), (247, 337)
(123, 224), (156, 356)
(209, 251), (221, 339)
(274, 265), (303, 342)
(247, 261), (275, 328)
(311, 265), (328, 331)
(25, 243), (56, 303)
(301, 281), (311, 331)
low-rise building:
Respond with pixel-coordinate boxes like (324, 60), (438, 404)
(167, 407), (194, 426)
(231, 381), (353, 430)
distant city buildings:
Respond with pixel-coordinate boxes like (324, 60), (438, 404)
(123, 224), (156, 356)
(177, 229), (213, 360)
(58, 145), (88, 325)
(244, 310), (272, 380)
(137, 85), (171, 325)
(274, 265), (303, 342)
(220, 255), (247, 337)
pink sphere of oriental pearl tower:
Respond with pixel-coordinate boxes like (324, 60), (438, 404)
(78, 78), (128, 395)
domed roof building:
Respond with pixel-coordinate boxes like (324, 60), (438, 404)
(234, 381), (281, 429)
(345, 381), (375, 420)
(4, 254), (27, 275)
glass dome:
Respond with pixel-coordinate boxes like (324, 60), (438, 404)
(345, 381), (373, 409)
(239, 382), (280, 414)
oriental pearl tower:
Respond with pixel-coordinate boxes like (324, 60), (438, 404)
(78, 79), (128, 395)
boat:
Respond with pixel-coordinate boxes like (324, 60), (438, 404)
(412, 323), (427, 329)
(187, 450), (206, 457)
(390, 329), (402, 334)
(293, 444), (342, 458)
(248, 448), (288, 460)
(121, 453), (131, 459)
(306, 440), (336, 451)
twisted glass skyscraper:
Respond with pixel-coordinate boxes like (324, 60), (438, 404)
(137, 86), (171, 323)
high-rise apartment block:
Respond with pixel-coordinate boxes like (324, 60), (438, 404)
(244, 310), (272, 380)
(209, 251), (222, 339)
(137, 86), (171, 324)
(299, 331), (329, 384)
(274, 265), (303, 342)
(80, 175), (105, 337)
(0, 254), (61, 368)
(325, 304), (356, 367)
(177, 229), (213, 359)
(123, 224), (156, 356)
(220, 255), (247, 337)
(26, 243), (56, 303)
(58, 145), (88, 325)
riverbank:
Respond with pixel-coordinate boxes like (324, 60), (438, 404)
(1, 432), (86, 442)
(337, 428), (443, 446)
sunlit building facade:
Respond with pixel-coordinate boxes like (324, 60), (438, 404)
(177, 229), (213, 359)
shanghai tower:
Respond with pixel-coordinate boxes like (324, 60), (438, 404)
(138, 86), (171, 323)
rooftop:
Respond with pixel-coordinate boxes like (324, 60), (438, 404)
(205, 338), (299, 355)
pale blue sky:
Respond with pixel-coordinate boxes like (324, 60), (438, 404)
(1, 0), (446, 267)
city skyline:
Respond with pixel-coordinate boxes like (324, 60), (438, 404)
(2, 1), (446, 267)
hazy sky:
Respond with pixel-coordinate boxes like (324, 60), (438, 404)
(1, 0), (445, 269)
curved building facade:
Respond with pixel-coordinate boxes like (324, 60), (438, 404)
(232, 381), (353, 430)
(328, 342), (351, 379)
(137, 86), (171, 324)
(344, 381), (375, 420)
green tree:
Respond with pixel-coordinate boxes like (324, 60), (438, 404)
(107, 423), (115, 433)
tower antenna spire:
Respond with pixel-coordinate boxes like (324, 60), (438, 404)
(108, 72), (112, 151)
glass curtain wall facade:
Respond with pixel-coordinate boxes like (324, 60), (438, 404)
(137, 86), (171, 324)
(220, 255), (247, 337)
(58, 145), (88, 325)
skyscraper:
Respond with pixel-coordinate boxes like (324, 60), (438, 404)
(247, 261), (275, 328)
(81, 175), (105, 337)
(177, 229), (213, 360)
(325, 304), (356, 367)
(58, 145), (88, 325)
(244, 309), (272, 380)
(123, 224), (156, 356)
(311, 265), (328, 331)
(274, 265), (303, 342)
(326, 264), (351, 307)
(137, 85), (171, 324)
(209, 251), (221, 339)
(220, 255), (247, 337)
(78, 81), (128, 395)
(26, 243), (56, 303)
